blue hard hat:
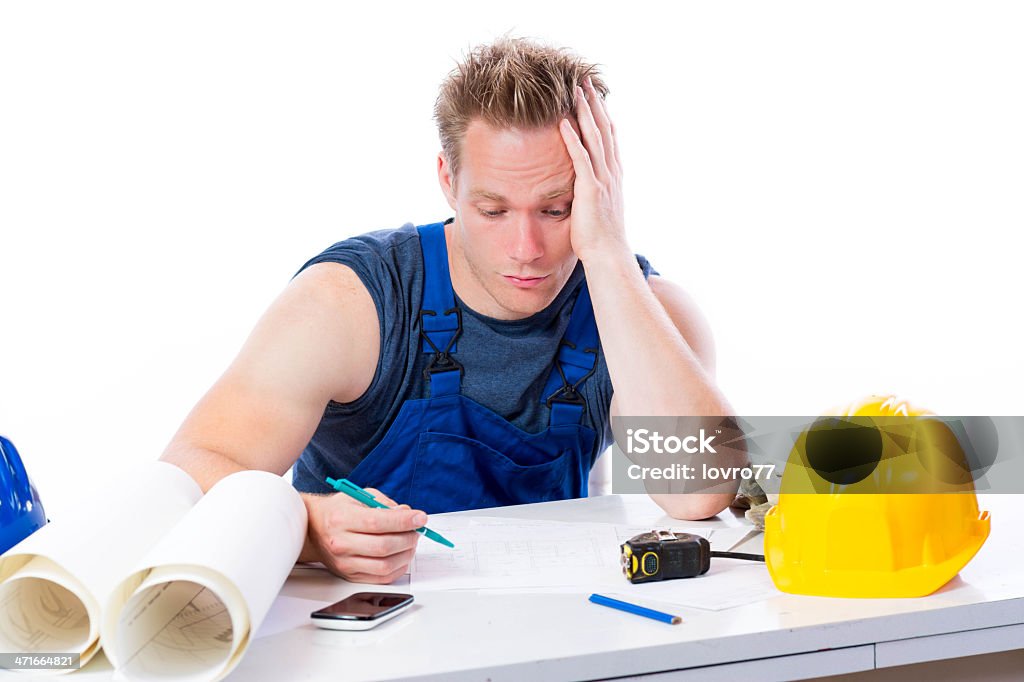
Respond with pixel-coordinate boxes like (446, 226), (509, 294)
(0, 435), (48, 555)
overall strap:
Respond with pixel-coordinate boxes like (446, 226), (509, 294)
(417, 221), (463, 397)
(542, 282), (600, 426)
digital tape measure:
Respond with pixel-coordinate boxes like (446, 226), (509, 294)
(621, 530), (764, 584)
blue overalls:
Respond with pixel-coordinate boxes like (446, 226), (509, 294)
(345, 221), (602, 514)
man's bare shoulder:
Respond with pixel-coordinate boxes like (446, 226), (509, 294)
(261, 261), (381, 404)
(290, 261), (374, 307)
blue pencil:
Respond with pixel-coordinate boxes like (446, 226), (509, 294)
(588, 593), (682, 625)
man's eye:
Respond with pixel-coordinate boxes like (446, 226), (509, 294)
(546, 209), (570, 218)
(479, 209), (504, 219)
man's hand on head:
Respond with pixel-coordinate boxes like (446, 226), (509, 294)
(559, 76), (629, 265)
(302, 488), (426, 584)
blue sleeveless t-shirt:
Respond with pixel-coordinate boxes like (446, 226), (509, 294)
(291, 220), (658, 495)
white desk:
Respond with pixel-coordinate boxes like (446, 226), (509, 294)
(75, 494), (1023, 681)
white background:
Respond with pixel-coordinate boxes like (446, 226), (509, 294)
(1, 2), (1021, 517)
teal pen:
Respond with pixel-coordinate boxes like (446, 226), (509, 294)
(325, 477), (455, 548)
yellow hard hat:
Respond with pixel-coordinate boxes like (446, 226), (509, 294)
(763, 395), (991, 598)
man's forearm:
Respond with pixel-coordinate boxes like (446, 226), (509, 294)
(297, 492), (328, 563)
(561, 79), (738, 519)
(582, 248), (729, 417)
(583, 248), (742, 520)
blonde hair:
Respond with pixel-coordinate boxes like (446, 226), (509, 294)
(434, 35), (609, 184)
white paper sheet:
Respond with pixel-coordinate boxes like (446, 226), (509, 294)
(611, 525), (757, 553)
(410, 516), (773, 610)
(410, 517), (622, 591)
(409, 517), (764, 593)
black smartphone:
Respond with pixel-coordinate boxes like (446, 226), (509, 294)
(310, 592), (415, 630)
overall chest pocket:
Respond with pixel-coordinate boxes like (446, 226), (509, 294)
(409, 432), (574, 514)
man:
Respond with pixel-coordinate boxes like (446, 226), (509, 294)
(160, 37), (737, 584)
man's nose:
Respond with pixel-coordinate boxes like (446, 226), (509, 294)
(509, 216), (545, 264)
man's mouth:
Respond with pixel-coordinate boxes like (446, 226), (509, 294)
(503, 274), (548, 289)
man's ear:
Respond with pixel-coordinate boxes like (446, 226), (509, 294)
(437, 153), (457, 211)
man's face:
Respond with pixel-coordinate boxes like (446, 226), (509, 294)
(438, 119), (578, 320)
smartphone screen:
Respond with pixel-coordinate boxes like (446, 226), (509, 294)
(312, 592), (414, 620)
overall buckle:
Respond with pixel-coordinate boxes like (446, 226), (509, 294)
(424, 352), (464, 381)
(546, 385), (586, 408)
(420, 307), (464, 381)
(545, 341), (598, 408)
